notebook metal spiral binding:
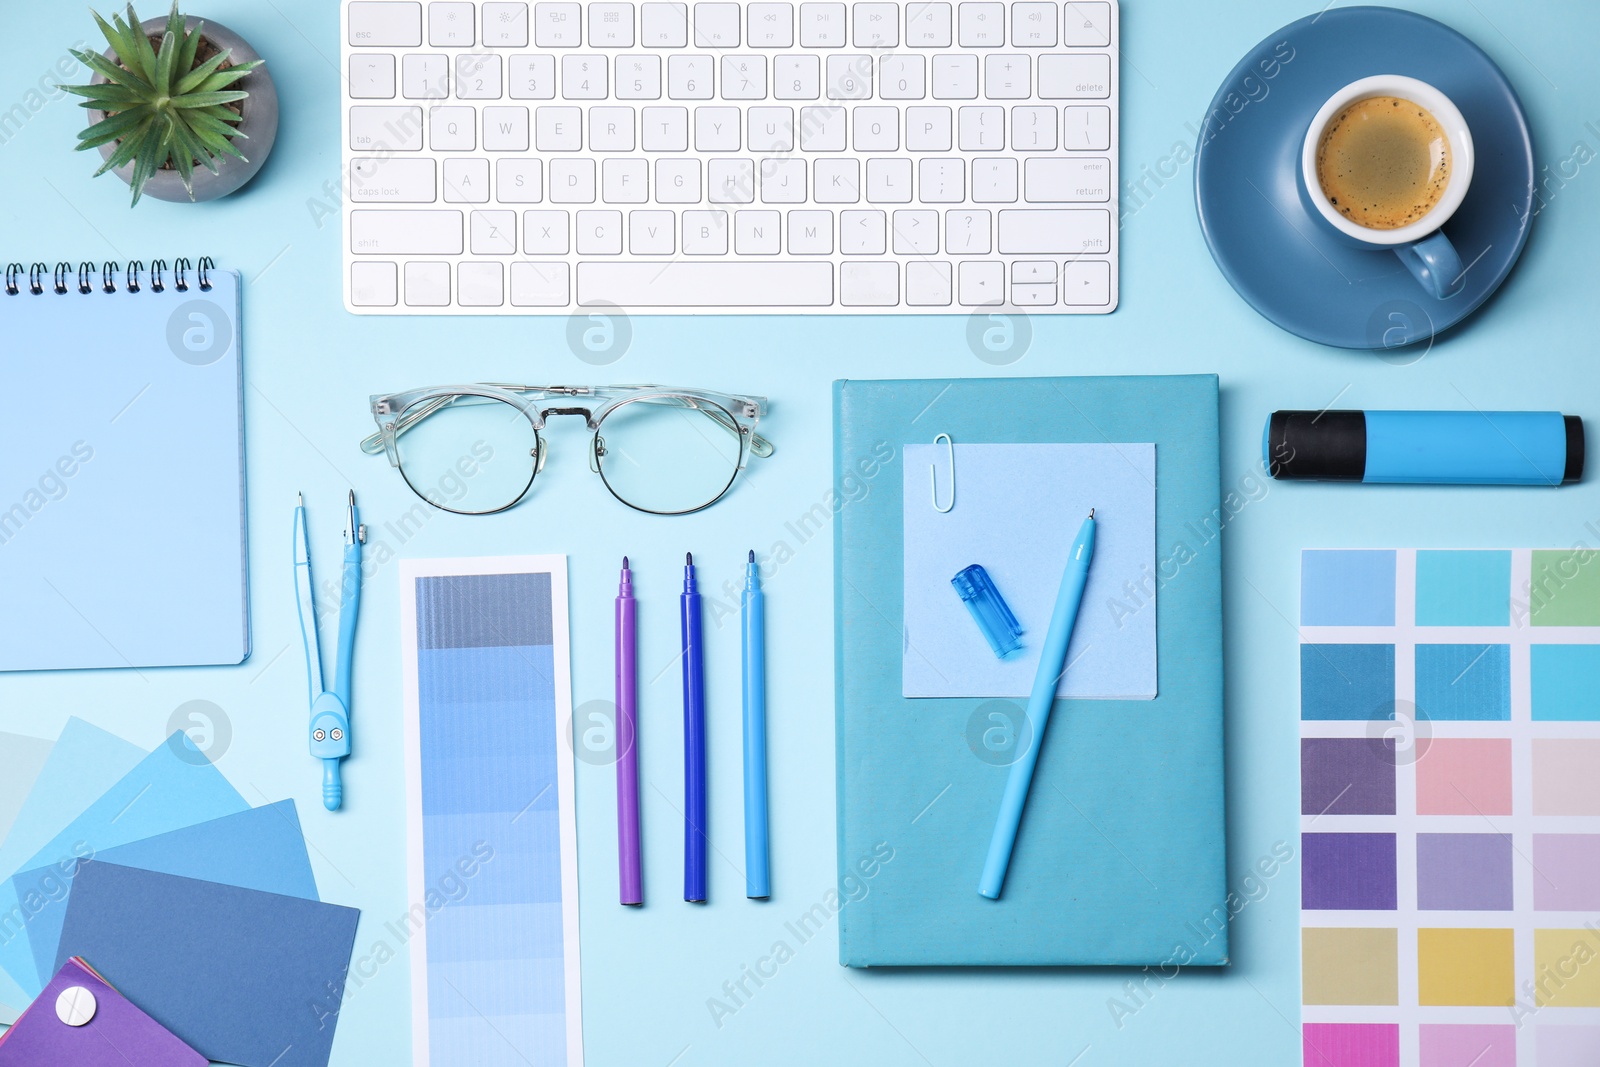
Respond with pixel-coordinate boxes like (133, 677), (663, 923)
(2, 256), (215, 296)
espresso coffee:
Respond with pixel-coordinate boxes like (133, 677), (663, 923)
(1316, 95), (1451, 230)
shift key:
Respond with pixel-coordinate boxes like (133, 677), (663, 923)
(996, 209), (1109, 253)
(351, 210), (463, 254)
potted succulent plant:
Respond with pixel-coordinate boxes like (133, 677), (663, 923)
(61, 2), (278, 205)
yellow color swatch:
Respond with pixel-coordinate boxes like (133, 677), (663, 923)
(1302, 928), (1398, 1005)
(1418, 928), (1514, 1006)
(1534, 929), (1600, 1007)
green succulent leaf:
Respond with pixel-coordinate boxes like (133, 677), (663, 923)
(176, 23), (201, 77)
(71, 47), (153, 94)
(163, 0), (185, 43)
(58, 82), (142, 106)
(90, 9), (138, 69)
(75, 106), (151, 148)
(166, 90), (249, 109)
(189, 67), (255, 93)
(154, 30), (179, 92)
(124, 7), (159, 82)
(92, 114), (151, 176)
(172, 48), (229, 93)
(185, 108), (248, 141)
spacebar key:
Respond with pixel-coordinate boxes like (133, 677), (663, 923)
(578, 263), (834, 307)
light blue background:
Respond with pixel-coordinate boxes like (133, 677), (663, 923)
(3, 1), (1600, 1063)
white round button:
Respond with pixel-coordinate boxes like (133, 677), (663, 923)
(56, 985), (96, 1026)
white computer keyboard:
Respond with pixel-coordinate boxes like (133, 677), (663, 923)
(342, 0), (1117, 314)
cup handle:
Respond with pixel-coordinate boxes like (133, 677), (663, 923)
(1395, 230), (1465, 300)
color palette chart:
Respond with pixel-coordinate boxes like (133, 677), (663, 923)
(1300, 549), (1600, 1067)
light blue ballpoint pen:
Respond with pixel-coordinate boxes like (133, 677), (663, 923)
(742, 550), (770, 899)
(979, 508), (1096, 899)
(294, 491), (365, 812)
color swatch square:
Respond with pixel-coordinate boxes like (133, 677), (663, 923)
(1538, 1025), (1600, 1067)
(1302, 738), (1395, 816)
(1416, 738), (1512, 816)
(1414, 644), (1511, 721)
(1301, 645), (1396, 721)
(1417, 834), (1512, 910)
(1530, 550), (1600, 626)
(1415, 550), (1511, 626)
(1531, 644), (1600, 720)
(1533, 739), (1600, 815)
(1534, 929), (1600, 1006)
(1533, 835), (1600, 911)
(1302, 928), (1398, 1005)
(1417, 928), (1514, 1006)
(1303, 1023), (1399, 1067)
(1418, 1024), (1515, 1067)
(1303, 550), (1397, 626)
(1303, 833), (1397, 910)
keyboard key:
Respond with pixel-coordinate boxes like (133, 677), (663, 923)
(747, 3), (794, 46)
(906, 260), (952, 305)
(971, 158), (1017, 202)
(852, 3), (898, 47)
(656, 158), (701, 201)
(814, 158), (859, 202)
(350, 106), (424, 150)
(642, 2), (689, 45)
(483, 2), (531, 45)
(430, 105), (476, 149)
(840, 209), (886, 253)
(535, 105), (582, 149)
(931, 54), (976, 98)
(562, 54), (608, 98)
(958, 105), (1003, 150)
(1062, 258), (1110, 304)
(443, 157), (490, 200)
(709, 158), (755, 203)
(577, 262), (833, 305)
(471, 209), (518, 252)
(799, 106), (846, 150)
(694, 106), (740, 149)
(787, 211), (833, 252)
(523, 209), (571, 251)
(455, 53), (503, 98)
(760, 158), (806, 201)
(589, 3), (636, 45)
(576, 209), (625, 253)
(1024, 156), (1109, 201)
(349, 2), (422, 46)
(983, 54), (1029, 99)
(1063, 104), (1110, 149)
(497, 157), (544, 201)
(458, 261), (504, 305)
(944, 208), (990, 253)
(602, 158), (649, 201)
(905, 1), (952, 45)
(735, 210), (781, 253)
(892, 209), (938, 253)
(352, 209), (463, 254)
(351, 261), (399, 305)
(957, 2), (1004, 46)
(350, 157), (436, 202)
(589, 106), (635, 149)
(667, 54), (713, 98)
(1038, 54), (1110, 98)
(1011, 280), (1054, 305)
(853, 107), (898, 150)
(959, 260), (1002, 304)
(722, 55), (767, 99)
(1011, 2), (1056, 46)
(880, 55), (925, 100)
(508, 54), (556, 97)
(1063, 1), (1112, 46)
(774, 55), (821, 99)
(840, 262), (898, 305)
(866, 157), (911, 202)
(641, 106), (690, 149)
(694, 3), (741, 45)
(682, 210), (730, 253)
(349, 55), (396, 98)
(511, 261), (570, 305)
(905, 105), (951, 150)
(534, 2), (582, 45)
(483, 105), (530, 149)
(549, 158), (597, 201)
(1011, 105), (1057, 150)
(799, 3), (847, 46)
(996, 208), (1109, 253)
(402, 54), (448, 98)
(616, 55), (663, 98)
(826, 55), (872, 99)
(919, 157), (964, 201)
(629, 210), (676, 252)
(405, 261), (450, 305)
(748, 107), (795, 151)
(429, 2), (475, 45)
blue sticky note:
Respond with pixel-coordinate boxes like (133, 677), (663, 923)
(57, 863), (360, 1067)
(0, 732), (247, 997)
(1532, 644), (1600, 720)
(1415, 550), (1511, 626)
(1415, 644), (1511, 721)
(20, 800), (319, 985)
(1301, 550), (1396, 626)
(901, 442), (1157, 699)
(1301, 644), (1396, 720)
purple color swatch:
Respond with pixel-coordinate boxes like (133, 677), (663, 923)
(0, 957), (205, 1067)
(1538, 1024), (1600, 1067)
(1534, 834), (1600, 911)
(1302, 833), (1397, 911)
(1419, 1023), (1515, 1067)
(1417, 834), (1513, 911)
(1302, 1022), (1399, 1067)
(1302, 738), (1396, 815)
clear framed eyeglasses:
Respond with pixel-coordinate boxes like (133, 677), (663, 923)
(360, 384), (773, 516)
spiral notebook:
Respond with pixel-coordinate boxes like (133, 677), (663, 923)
(0, 259), (247, 671)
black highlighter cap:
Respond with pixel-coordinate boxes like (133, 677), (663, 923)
(1565, 415), (1585, 483)
(1265, 410), (1367, 481)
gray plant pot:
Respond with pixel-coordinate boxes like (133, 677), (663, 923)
(89, 15), (278, 203)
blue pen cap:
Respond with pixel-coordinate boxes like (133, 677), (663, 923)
(951, 564), (1024, 659)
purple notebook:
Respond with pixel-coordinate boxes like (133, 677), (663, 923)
(0, 958), (204, 1067)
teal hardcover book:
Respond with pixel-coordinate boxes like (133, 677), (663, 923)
(833, 375), (1228, 967)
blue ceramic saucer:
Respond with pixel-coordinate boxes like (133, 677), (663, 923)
(1194, 7), (1534, 350)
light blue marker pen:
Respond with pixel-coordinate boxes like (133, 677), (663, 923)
(742, 550), (771, 899)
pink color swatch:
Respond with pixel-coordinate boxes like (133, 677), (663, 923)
(1532, 739), (1600, 815)
(1303, 1023), (1399, 1067)
(1416, 738), (1512, 816)
(1419, 1023), (1514, 1067)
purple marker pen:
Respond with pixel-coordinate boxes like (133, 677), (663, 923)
(617, 556), (642, 905)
